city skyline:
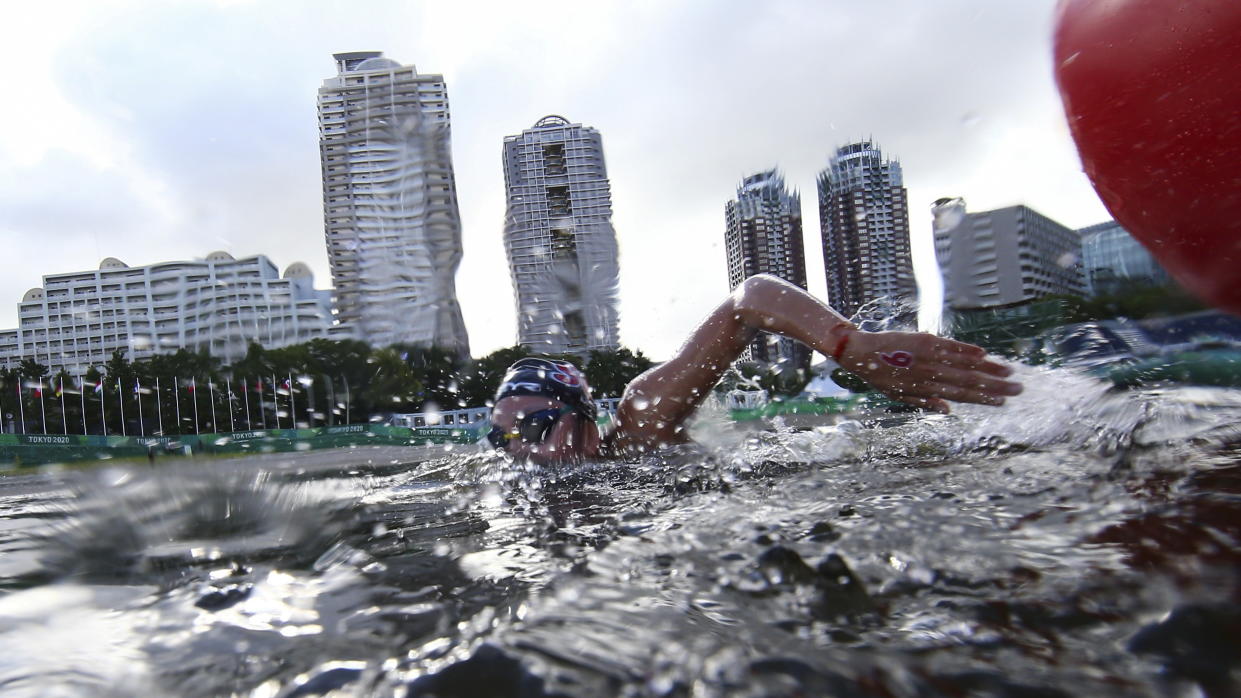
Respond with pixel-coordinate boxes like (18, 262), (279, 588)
(0, 1), (1111, 362)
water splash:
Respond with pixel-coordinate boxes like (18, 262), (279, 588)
(2, 378), (1240, 696)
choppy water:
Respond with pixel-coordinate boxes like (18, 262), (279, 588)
(2, 366), (1239, 697)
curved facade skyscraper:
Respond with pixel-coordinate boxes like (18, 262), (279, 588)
(502, 116), (619, 357)
(317, 52), (470, 355)
(724, 169), (809, 367)
(817, 141), (916, 321)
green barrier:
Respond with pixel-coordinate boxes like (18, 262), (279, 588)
(0, 422), (487, 468)
(729, 394), (898, 422)
(1100, 350), (1241, 388)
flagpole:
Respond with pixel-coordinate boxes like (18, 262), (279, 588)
(17, 377), (26, 434)
(305, 377), (315, 428)
(191, 378), (200, 434)
(344, 376), (351, 426)
(39, 381), (47, 435)
(256, 378), (267, 430)
(58, 377), (67, 434)
(226, 379), (235, 432)
(271, 374), (280, 430)
(117, 380), (126, 436)
(243, 378), (252, 430)
(208, 381), (218, 433)
(174, 375), (183, 435)
(97, 379), (107, 436)
(78, 374), (87, 435)
(288, 374), (297, 429)
(155, 377), (164, 436)
(135, 378), (144, 437)
(326, 376), (335, 427)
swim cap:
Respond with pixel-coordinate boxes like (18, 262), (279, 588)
(493, 358), (596, 420)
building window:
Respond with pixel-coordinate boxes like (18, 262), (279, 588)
(547, 186), (571, 216)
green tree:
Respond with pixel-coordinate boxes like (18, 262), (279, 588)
(1079, 280), (1206, 321)
(394, 344), (466, 410)
(0, 366), (18, 433)
(301, 339), (372, 425)
(48, 368), (77, 435)
(136, 348), (220, 434)
(80, 366), (108, 435)
(363, 347), (424, 415)
(763, 359), (813, 397)
(17, 358), (49, 382)
(227, 343), (274, 384)
(829, 368), (873, 393)
(100, 350), (136, 435)
(585, 347), (654, 398)
(457, 345), (532, 408)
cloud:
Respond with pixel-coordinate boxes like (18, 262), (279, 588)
(0, 149), (179, 304)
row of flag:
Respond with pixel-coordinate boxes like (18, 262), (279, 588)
(4, 375), (350, 437)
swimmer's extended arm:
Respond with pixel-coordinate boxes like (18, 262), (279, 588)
(610, 274), (1021, 453)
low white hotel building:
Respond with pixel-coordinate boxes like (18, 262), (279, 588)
(0, 252), (332, 374)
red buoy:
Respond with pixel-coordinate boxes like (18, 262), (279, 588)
(1054, 0), (1241, 314)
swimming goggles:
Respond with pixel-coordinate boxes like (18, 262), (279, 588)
(487, 406), (574, 449)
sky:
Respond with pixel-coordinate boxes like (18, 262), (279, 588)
(0, 0), (1111, 362)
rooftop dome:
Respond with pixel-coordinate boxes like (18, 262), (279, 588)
(205, 251), (235, 262)
(534, 115), (571, 128)
(22, 288), (44, 302)
(355, 57), (402, 71)
(283, 262), (313, 279)
(99, 257), (128, 270)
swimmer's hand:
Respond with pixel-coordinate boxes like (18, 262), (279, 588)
(838, 330), (1022, 414)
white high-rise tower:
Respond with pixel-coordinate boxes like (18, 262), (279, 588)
(502, 116), (619, 356)
(317, 51), (469, 354)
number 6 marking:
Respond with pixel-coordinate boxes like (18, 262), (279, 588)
(880, 351), (914, 368)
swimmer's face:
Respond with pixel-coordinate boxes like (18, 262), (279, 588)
(489, 396), (601, 465)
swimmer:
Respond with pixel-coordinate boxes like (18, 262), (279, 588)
(488, 274), (1022, 464)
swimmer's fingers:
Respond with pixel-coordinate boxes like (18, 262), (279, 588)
(892, 378), (1010, 407)
(918, 364), (1023, 400)
(880, 362), (1017, 406)
(930, 340), (1015, 378)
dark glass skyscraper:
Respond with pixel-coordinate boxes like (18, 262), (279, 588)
(1078, 220), (1172, 297)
